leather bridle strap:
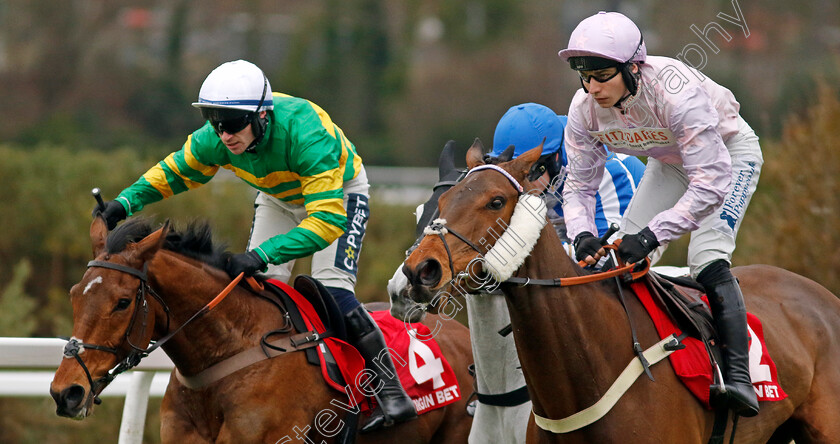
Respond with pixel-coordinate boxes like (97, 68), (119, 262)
(424, 219), (488, 285)
(143, 271), (263, 356)
(74, 261), (261, 388)
(502, 244), (650, 287)
(87, 260), (148, 280)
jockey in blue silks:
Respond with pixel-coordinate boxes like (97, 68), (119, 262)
(490, 102), (646, 254)
(448, 102), (647, 444)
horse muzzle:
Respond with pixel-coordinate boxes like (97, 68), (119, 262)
(388, 267), (428, 323)
(50, 383), (92, 419)
(403, 259), (444, 290)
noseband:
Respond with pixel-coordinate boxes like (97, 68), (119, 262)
(420, 164), (649, 291)
(63, 260), (171, 405)
(422, 164), (527, 291)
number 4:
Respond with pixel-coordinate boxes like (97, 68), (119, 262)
(408, 329), (446, 388)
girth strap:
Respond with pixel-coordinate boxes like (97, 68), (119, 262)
(532, 334), (682, 434)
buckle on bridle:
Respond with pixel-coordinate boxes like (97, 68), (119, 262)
(63, 338), (84, 358)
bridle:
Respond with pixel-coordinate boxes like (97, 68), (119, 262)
(63, 260), (170, 406)
(422, 164), (649, 292)
(63, 259), (257, 406)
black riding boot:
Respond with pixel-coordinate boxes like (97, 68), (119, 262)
(344, 306), (418, 433)
(698, 260), (760, 418)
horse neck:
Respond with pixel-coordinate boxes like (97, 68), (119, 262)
(147, 251), (281, 375)
(503, 224), (639, 417)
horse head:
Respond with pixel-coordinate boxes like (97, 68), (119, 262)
(402, 139), (544, 308)
(390, 141), (466, 322)
(50, 217), (170, 419)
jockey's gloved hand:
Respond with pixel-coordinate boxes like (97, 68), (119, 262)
(573, 231), (605, 264)
(225, 250), (267, 279)
(617, 227), (660, 264)
(92, 200), (127, 230)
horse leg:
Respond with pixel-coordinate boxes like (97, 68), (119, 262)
(160, 403), (211, 444)
(785, 390), (840, 443)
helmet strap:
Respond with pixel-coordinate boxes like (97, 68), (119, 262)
(614, 63), (642, 110)
(245, 73), (270, 153)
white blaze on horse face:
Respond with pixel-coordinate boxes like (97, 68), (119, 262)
(83, 276), (103, 295)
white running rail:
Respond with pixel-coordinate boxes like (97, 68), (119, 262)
(0, 337), (174, 444)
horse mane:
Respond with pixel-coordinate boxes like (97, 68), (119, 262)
(105, 218), (229, 269)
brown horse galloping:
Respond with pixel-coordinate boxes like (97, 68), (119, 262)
(50, 217), (473, 443)
(402, 140), (840, 443)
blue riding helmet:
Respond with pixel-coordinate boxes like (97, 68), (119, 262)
(491, 103), (568, 167)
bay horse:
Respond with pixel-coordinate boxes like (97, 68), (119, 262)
(401, 140), (840, 443)
(389, 141), (531, 443)
(50, 216), (473, 443)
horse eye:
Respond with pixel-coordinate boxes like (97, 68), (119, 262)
(114, 298), (132, 311)
(486, 197), (506, 210)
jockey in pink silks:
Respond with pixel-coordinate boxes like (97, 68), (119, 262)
(558, 11), (763, 417)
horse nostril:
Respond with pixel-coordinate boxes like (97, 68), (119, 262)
(61, 384), (87, 410)
(417, 259), (442, 287)
(401, 263), (416, 285)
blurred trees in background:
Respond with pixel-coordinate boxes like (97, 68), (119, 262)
(2, 0), (837, 163)
(734, 83), (840, 292)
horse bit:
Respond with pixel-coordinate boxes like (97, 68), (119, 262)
(62, 260), (172, 405)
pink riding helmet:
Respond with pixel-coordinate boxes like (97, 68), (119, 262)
(558, 11), (647, 64)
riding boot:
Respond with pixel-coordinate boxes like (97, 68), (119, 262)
(698, 260), (760, 418)
(344, 305), (418, 433)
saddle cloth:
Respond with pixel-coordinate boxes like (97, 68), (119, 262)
(267, 279), (461, 415)
(630, 281), (787, 408)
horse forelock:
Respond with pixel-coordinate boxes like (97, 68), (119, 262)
(105, 218), (155, 254)
(105, 218), (229, 269)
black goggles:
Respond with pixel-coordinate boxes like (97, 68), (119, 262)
(200, 108), (254, 135)
(578, 67), (622, 84)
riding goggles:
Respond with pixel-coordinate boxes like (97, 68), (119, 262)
(577, 67), (622, 84)
(200, 108), (254, 135)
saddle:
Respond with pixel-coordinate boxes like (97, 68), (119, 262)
(640, 271), (725, 371)
(643, 272), (717, 345)
(262, 274), (348, 366)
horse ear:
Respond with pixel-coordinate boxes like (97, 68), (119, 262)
(439, 140), (457, 179)
(498, 145), (516, 163)
(466, 138), (486, 169)
(508, 144), (544, 178)
(90, 217), (108, 258)
(129, 220), (171, 264)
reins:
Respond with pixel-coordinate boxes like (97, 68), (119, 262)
(63, 260), (263, 405)
(434, 163), (675, 434)
(504, 243), (650, 287)
(426, 164), (650, 290)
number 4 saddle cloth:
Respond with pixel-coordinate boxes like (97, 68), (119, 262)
(630, 280), (787, 408)
(268, 279), (461, 416)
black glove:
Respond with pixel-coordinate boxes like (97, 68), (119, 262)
(617, 227), (660, 264)
(93, 200), (127, 230)
(225, 251), (267, 279)
(573, 231), (604, 263)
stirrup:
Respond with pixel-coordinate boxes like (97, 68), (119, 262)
(709, 383), (759, 417)
(360, 406), (391, 434)
(360, 403), (417, 433)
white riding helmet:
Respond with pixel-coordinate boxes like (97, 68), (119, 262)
(558, 11), (646, 66)
(191, 60), (274, 112)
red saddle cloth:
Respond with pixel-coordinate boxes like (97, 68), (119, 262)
(630, 281), (787, 408)
(267, 279), (460, 415)
(371, 311), (462, 415)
